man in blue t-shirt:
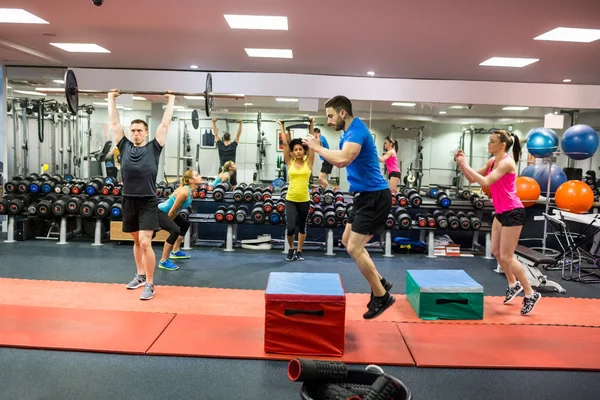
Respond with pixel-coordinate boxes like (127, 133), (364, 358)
(315, 128), (333, 187)
(303, 95), (395, 320)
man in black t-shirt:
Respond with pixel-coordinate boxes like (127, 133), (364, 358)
(109, 89), (175, 301)
(212, 118), (242, 187)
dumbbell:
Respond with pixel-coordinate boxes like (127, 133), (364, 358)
(456, 189), (472, 200)
(85, 177), (105, 196)
(253, 188), (263, 202)
(50, 195), (73, 216)
(311, 205), (324, 226)
(276, 198), (286, 213)
(235, 205), (249, 223)
(394, 207), (411, 229)
(0, 194), (16, 214)
(27, 201), (39, 215)
(262, 199), (274, 213)
(395, 193), (409, 207)
(345, 204), (354, 218)
(196, 184), (208, 199)
(432, 210), (449, 229)
(8, 194), (31, 214)
(213, 183), (228, 201)
(100, 184), (114, 196)
(405, 189), (422, 207)
(436, 191), (451, 208)
(41, 175), (63, 194)
(426, 214), (436, 228)
(268, 210), (282, 224)
(4, 175), (24, 193)
(262, 187), (273, 201)
(111, 199), (123, 218)
(28, 176), (47, 194)
(456, 211), (471, 230)
(445, 210), (460, 229)
(111, 184), (123, 196)
(70, 181), (86, 195)
(467, 212), (481, 230)
(17, 176), (35, 193)
(415, 213), (427, 227)
(311, 188), (322, 203)
(67, 196), (86, 214)
(334, 200), (346, 219)
(80, 197), (100, 217)
(95, 197), (115, 217)
(243, 187), (254, 202)
(251, 204), (266, 223)
(427, 187), (439, 199)
(470, 194), (484, 209)
(233, 187), (244, 202)
(155, 183), (166, 197)
(323, 187), (335, 205)
(324, 205), (337, 227)
(37, 193), (60, 216)
(215, 205), (227, 222)
(400, 186), (412, 197)
(60, 183), (73, 195)
(334, 188), (344, 203)
(162, 184), (176, 198)
(385, 213), (396, 229)
(391, 190), (398, 206)
(238, 182), (248, 190)
(225, 205), (237, 222)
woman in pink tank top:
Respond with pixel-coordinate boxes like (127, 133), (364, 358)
(454, 130), (541, 315)
(379, 137), (401, 190)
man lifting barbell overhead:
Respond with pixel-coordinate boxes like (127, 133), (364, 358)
(302, 95), (395, 320)
(109, 88), (176, 301)
(212, 118), (242, 188)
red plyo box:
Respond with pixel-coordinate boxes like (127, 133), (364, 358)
(264, 272), (346, 356)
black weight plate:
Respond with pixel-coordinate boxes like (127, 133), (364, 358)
(65, 69), (79, 114)
(192, 109), (199, 129)
(204, 73), (213, 117)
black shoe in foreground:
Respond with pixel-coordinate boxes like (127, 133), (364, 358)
(363, 292), (396, 320)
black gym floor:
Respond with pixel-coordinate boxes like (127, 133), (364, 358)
(1, 238), (599, 400)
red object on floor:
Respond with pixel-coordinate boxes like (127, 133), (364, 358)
(0, 304), (175, 354)
(264, 272), (346, 356)
(399, 323), (600, 371)
(147, 314), (415, 366)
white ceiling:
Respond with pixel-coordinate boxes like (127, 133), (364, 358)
(1, 0), (600, 85)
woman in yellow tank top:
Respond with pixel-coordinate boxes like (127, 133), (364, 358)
(278, 119), (316, 261)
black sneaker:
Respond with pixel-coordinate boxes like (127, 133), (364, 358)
(504, 281), (523, 304)
(295, 251), (304, 261)
(521, 292), (542, 315)
(368, 278), (393, 307)
(363, 293), (396, 320)
(286, 249), (297, 261)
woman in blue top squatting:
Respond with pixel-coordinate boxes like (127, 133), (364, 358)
(157, 169), (202, 270)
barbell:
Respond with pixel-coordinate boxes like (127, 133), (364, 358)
(190, 110), (256, 129)
(37, 70), (245, 117)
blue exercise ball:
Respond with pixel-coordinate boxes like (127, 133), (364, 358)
(526, 128), (559, 158)
(533, 164), (567, 197)
(561, 124), (599, 160)
(521, 163), (545, 178)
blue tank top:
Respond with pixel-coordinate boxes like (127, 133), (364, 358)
(158, 186), (193, 214)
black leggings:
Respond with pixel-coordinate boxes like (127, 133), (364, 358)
(158, 211), (191, 245)
(285, 200), (310, 236)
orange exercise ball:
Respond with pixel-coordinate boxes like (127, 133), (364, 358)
(516, 176), (540, 208)
(555, 180), (594, 214)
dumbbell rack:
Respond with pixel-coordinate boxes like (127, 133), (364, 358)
(186, 190), (496, 258)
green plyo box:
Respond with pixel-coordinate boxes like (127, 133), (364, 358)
(406, 270), (484, 320)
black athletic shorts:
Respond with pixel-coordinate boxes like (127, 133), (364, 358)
(494, 207), (526, 227)
(388, 171), (402, 179)
(122, 196), (159, 233)
(348, 189), (392, 235)
(320, 160), (333, 174)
